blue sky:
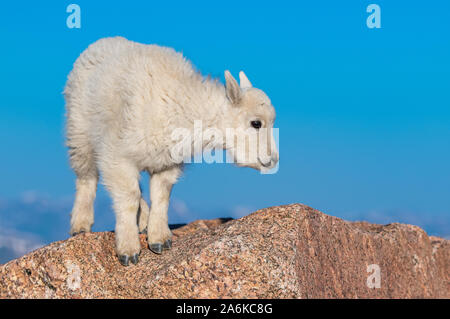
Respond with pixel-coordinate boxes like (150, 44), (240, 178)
(0, 1), (449, 262)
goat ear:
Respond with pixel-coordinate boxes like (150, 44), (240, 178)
(239, 71), (252, 89)
(225, 70), (242, 105)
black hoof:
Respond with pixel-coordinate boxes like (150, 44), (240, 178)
(118, 255), (130, 266)
(130, 253), (139, 265)
(163, 239), (172, 250)
(149, 243), (163, 255)
(71, 230), (85, 237)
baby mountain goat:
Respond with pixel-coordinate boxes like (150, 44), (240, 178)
(64, 37), (278, 266)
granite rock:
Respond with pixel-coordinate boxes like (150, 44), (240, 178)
(0, 204), (448, 298)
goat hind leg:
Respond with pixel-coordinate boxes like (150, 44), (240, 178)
(147, 166), (181, 254)
(102, 160), (142, 266)
(138, 198), (150, 234)
(70, 175), (98, 236)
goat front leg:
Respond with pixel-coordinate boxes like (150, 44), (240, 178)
(101, 159), (142, 266)
(147, 166), (181, 254)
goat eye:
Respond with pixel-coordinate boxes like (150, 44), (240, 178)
(251, 120), (262, 129)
